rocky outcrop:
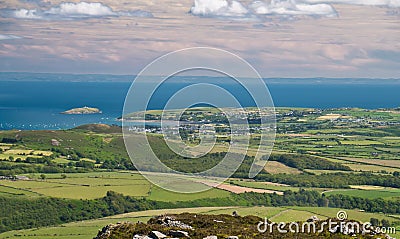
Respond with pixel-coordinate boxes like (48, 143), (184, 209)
(94, 213), (388, 239)
(153, 215), (193, 230)
(95, 222), (135, 239)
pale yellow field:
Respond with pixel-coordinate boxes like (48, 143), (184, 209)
(340, 157), (400, 168)
(2, 149), (33, 155)
(317, 114), (342, 120)
(350, 185), (387, 190)
(264, 161), (302, 174)
(80, 158), (96, 163)
(0, 146), (11, 151)
(32, 150), (53, 156)
(0, 143), (13, 146)
(344, 163), (400, 173)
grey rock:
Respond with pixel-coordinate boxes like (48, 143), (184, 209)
(203, 236), (218, 239)
(154, 215), (193, 230)
(213, 219), (224, 223)
(307, 215), (319, 222)
(95, 223), (119, 239)
(149, 231), (167, 239)
(169, 230), (190, 238)
(227, 237), (239, 239)
(133, 235), (151, 239)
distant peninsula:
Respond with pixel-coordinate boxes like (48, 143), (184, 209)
(61, 106), (102, 115)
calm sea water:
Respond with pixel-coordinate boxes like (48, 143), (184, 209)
(0, 78), (399, 130)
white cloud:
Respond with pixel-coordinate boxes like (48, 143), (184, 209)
(302, 0), (400, 8)
(6, 2), (153, 20)
(250, 0), (337, 16)
(14, 9), (42, 19)
(46, 2), (116, 17)
(0, 34), (22, 40)
(190, 0), (249, 17)
(190, 0), (337, 19)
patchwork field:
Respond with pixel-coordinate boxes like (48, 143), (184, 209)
(1, 107), (400, 238)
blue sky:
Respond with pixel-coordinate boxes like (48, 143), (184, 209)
(0, 0), (399, 78)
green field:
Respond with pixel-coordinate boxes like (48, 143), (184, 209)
(147, 185), (231, 202)
(0, 172), (231, 201)
(323, 188), (400, 200)
(0, 185), (40, 197)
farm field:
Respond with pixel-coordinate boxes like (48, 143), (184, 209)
(0, 172), (231, 201)
(201, 181), (283, 195)
(323, 188), (400, 200)
(264, 161), (302, 174)
(338, 157), (400, 169)
(229, 180), (301, 192)
(343, 163), (400, 173)
(230, 179), (400, 200)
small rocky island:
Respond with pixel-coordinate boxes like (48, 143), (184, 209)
(61, 106), (102, 115)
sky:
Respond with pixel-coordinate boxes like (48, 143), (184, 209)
(0, 0), (399, 78)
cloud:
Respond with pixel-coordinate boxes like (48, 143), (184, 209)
(190, 0), (249, 17)
(0, 34), (22, 40)
(250, 0), (337, 17)
(13, 9), (42, 19)
(190, 0), (337, 19)
(3, 2), (153, 20)
(46, 2), (117, 17)
(302, 0), (400, 8)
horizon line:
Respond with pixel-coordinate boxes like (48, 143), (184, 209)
(1, 71), (400, 81)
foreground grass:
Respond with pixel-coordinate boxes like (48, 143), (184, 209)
(1, 206), (398, 239)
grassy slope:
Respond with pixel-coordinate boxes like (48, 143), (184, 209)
(1, 206), (398, 239)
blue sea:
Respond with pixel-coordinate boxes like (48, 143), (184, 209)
(0, 73), (399, 130)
